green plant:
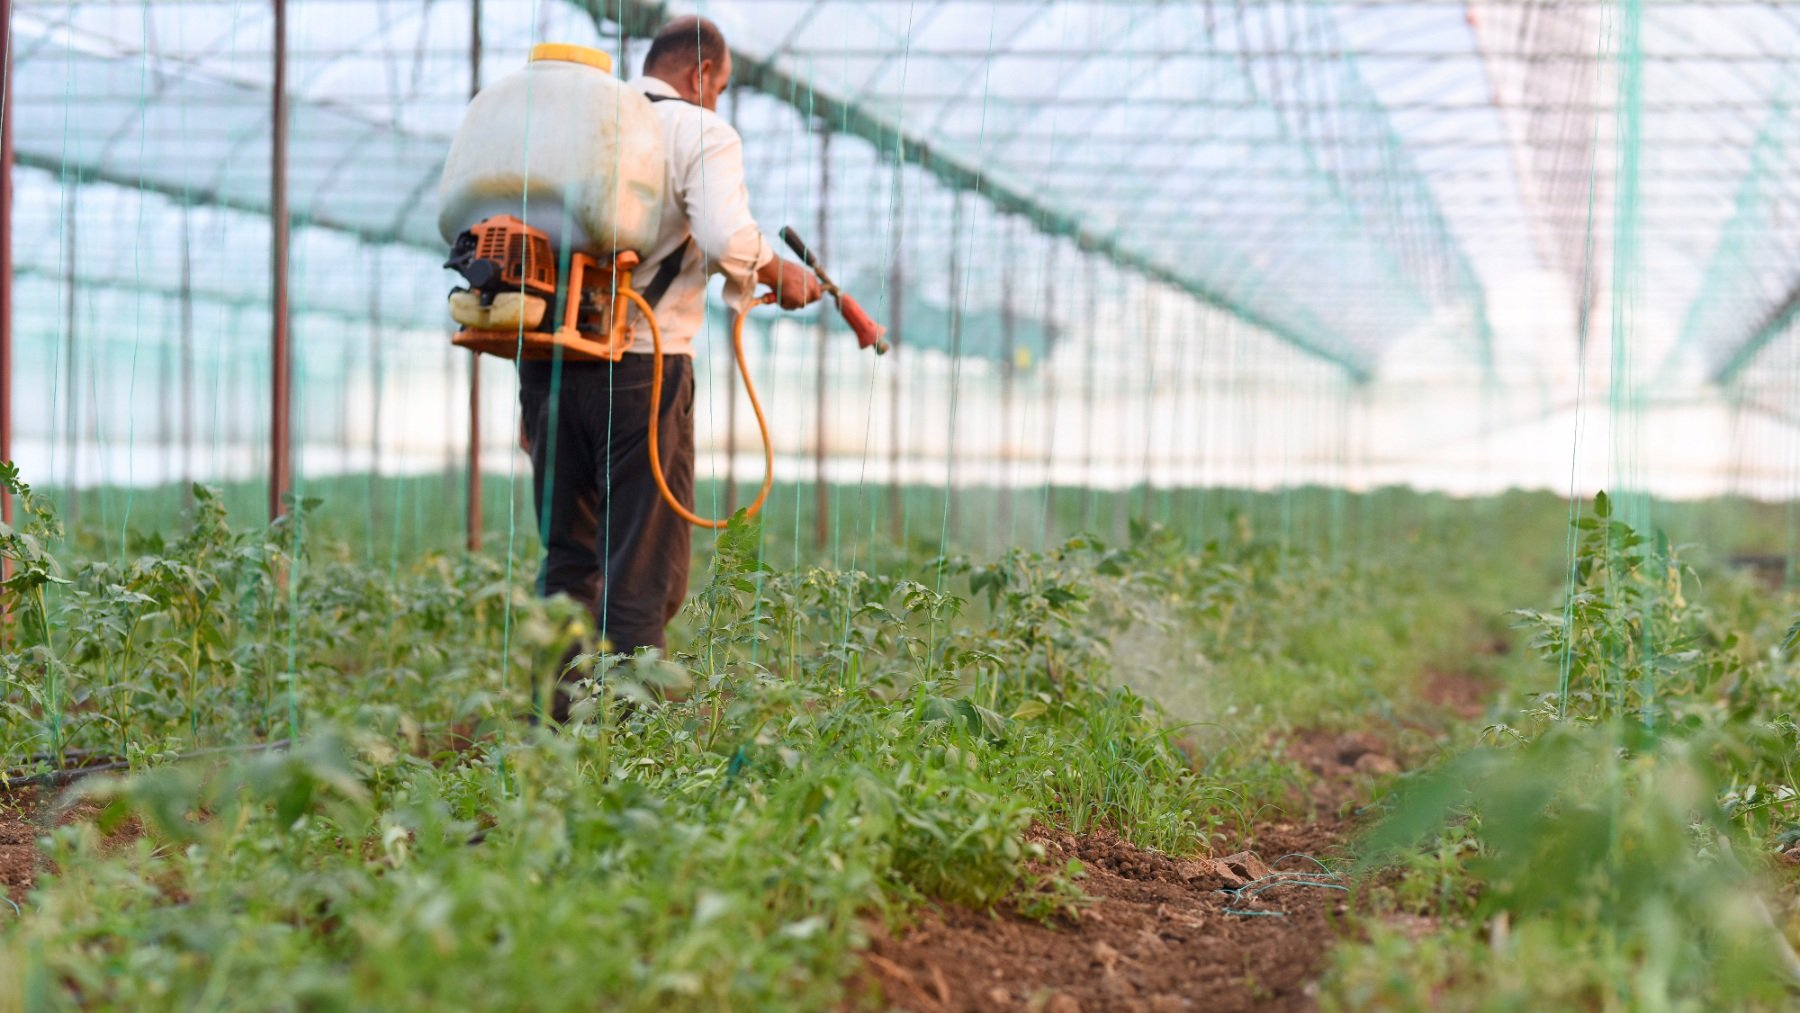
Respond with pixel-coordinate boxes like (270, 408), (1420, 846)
(1344, 496), (1800, 1009)
(0, 472), (1629, 1011)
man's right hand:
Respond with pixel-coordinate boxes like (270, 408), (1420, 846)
(758, 256), (824, 310)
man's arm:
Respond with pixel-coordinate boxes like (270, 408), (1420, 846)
(681, 118), (822, 310)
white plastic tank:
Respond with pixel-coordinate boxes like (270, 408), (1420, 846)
(438, 43), (665, 255)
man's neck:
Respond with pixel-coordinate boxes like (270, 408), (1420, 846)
(645, 72), (697, 105)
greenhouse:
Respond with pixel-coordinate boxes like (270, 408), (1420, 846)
(3, 0), (1800, 1008)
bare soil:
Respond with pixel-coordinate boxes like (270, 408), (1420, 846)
(0, 789), (40, 906)
(1419, 669), (1496, 723)
(852, 662), (1492, 1012)
(1283, 728), (1397, 819)
(854, 825), (1349, 1013)
(1, 786), (144, 907)
(853, 727), (1403, 1012)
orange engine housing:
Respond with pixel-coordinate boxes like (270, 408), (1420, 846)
(445, 214), (641, 362)
(448, 215), (556, 297)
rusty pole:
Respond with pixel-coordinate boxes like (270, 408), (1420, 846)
(945, 190), (963, 539)
(722, 315), (739, 514)
(885, 161), (904, 543)
(1137, 282), (1158, 525)
(179, 209), (194, 504)
(368, 245), (383, 534)
(724, 86), (740, 513)
(0, 0), (10, 632)
(1080, 263), (1098, 531)
(269, 0), (292, 521)
(722, 315), (738, 513)
(1, 0), (13, 545)
(465, 0), (483, 552)
(63, 189), (78, 523)
(159, 308), (175, 487)
(998, 217), (1016, 540)
(1040, 240), (1057, 545)
(811, 127), (830, 550)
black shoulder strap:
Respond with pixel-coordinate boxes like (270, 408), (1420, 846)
(639, 237), (692, 309)
(639, 92), (695, 308)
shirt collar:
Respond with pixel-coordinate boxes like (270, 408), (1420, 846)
(637, 76), (681, 99)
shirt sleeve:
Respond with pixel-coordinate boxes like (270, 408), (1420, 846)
(680, 115), (775, 311)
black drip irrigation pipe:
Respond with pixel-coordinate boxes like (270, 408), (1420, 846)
(12, 746), (120, 768)
(3, 739), (294, 791)
(5, 715), (488, 792)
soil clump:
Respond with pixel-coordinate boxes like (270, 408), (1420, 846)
(1419, 669), (1496, 722)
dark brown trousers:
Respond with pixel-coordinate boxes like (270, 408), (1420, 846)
(519, 354), (694, 693)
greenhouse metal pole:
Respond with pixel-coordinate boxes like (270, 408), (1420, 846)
(1081, 265), (1098, 530)
(160, 325), (173, 484)
(269, 0), (292, 522)
(180, 211), (194, 503)
(1040, 241), (1058, 545)
(0, 0), (12, 640)
(722, 319), (738, 513)
(0, 0), (12, 549)
(946, 191), (963, 540)
(998, 220), (1016, 537)
(0, 0), (13, 641)
(465, 0), (482, 552)
(812, 127), (830, 551)
(63, 191), (78, 522)
(886, 163), (904, 542)
(724, 87), (741, 513)
(1138, 283), (1158, 524)
(368, 246), (383, 533)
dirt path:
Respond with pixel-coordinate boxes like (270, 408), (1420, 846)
(852, 729), (1387, 1013)
(856, 828), (1349, 1012)
(852, 670), (1499, 1012)
(0, 789), (41, 907)
(1, 786), (144, 908)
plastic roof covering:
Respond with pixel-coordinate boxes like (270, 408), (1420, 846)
(5, 0), (1800, 387)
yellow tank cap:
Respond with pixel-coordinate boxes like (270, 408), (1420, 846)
(530, 43), (612, 73)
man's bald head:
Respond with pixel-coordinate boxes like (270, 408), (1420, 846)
(644, 16), (727, 89)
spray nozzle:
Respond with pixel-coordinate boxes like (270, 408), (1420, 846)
(779, 227), (889, 355)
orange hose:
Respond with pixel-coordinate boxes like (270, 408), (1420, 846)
(623, 287), (777, 529)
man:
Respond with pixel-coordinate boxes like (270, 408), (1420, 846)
(520, 16), (822, 720)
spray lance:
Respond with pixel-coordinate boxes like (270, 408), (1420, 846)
(779, 227), (890, 355)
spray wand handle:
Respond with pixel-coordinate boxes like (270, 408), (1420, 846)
(779, 227), (840, 294)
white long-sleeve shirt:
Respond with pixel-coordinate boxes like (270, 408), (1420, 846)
(624, 76), (775, 356)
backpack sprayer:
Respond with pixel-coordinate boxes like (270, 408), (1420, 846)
(437, 44), (886, 530)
